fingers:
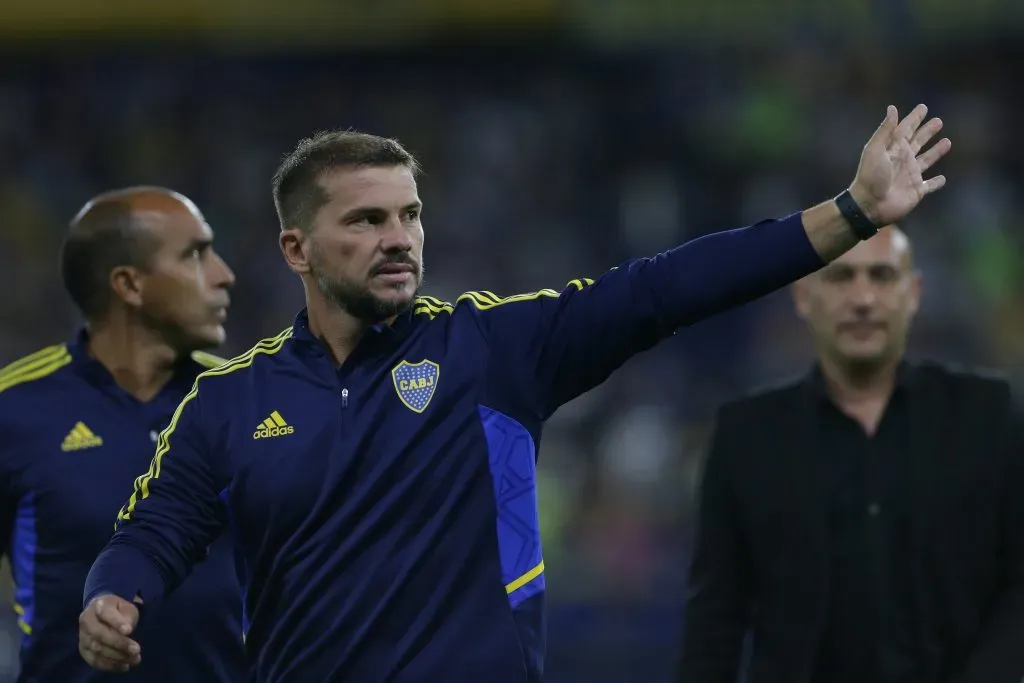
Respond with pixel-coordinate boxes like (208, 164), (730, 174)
(80, 649), (132, 673)
(922, 174), (946, 194)
(81, 618), (139, 658)
(83, 616), (139, 661)
(78, 628), (140, 671)
(79, 597), (142, 672)
(868, 105), (899, 149)
(95, 597), (138, 636)
(910, 116), (943, 154)
(79, 634), (139, 669)
(895, 103), (929, 143)
(917, 137), (952, 172)
(86, 618), (139, 654)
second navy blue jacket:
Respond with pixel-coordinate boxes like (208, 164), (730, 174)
(0, 333), (245, 683)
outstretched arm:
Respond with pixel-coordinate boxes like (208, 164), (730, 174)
(473, 105), (949, 418)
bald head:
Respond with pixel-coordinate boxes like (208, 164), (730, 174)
(60, 186), (202, 320)
(68, 186), (203, 241)
(853, 224), (913, 269)
(885, 224), (912, 260)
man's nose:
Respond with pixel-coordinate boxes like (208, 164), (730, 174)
(848, 281), (878, 311)
(209, 251), (236, 289)
(380, 216), (413, 252)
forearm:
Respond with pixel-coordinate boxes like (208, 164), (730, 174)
(647, 212), (824, 326)
(800, 197), (863, 263)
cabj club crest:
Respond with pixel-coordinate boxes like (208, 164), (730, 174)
(391, 360), (440, 413)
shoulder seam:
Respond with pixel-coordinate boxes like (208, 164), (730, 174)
(0, 344), (72, 395)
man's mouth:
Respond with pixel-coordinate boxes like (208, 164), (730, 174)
(838, 321), (886, 338)
(373, 263), (416, 284)
(211, 301), (230, 322)
(375, 263), (415, 275)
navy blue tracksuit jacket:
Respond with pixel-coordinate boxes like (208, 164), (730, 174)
(85, 213), (824, 682)
(0, 333), (245, 683)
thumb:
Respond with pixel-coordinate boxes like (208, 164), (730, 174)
(867, 105), (898, 149)
(96, 596), (139, 635)
(116, 599), (140, 635)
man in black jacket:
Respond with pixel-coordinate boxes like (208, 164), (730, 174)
(678, 226), (1024, 683)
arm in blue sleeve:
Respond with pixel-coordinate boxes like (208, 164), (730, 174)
(83, 384), (229, 608)
(474, 213), (823, 417)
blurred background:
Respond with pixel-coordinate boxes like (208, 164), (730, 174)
(1, 0), (1023, 680)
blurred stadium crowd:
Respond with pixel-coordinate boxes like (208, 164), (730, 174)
(0, 36), (1021, 681)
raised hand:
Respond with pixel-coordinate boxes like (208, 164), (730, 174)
(848, 104), (952, 226)
(78, 594), (142, 672)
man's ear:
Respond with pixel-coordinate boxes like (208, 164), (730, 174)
(792, 278), (812, 320)
(109, 266), (145, 309)
(280, 228), (311, 275)
(906, 269), (923, 318)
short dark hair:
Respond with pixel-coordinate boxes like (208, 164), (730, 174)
(271, 130), (420, 232)
(60, 196), (161, 320)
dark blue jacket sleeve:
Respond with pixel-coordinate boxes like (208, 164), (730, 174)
(83, 385), (229, 608)
(471, 214), (822, 418)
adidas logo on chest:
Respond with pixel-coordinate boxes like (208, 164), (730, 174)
(61, 422), (103, 452)
(253, 410), (294, 439)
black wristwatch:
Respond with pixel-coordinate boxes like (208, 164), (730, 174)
(834, 189), (880, 241)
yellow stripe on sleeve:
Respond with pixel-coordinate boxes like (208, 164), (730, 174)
(413, 279), (598, 318)
(457, 278), (595, 312)
(12, 602), (31, 635)
(505, 560), (545, 595)
(0, 345), (72, 395)
(190, 350), (229, 370)
(0, 344), (66, 378)
(117, 327), (294, 524)
(413, 296), (454, 319)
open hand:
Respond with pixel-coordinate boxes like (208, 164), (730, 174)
(78, 594), (141, 672)
(849, 104), (951, 226)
